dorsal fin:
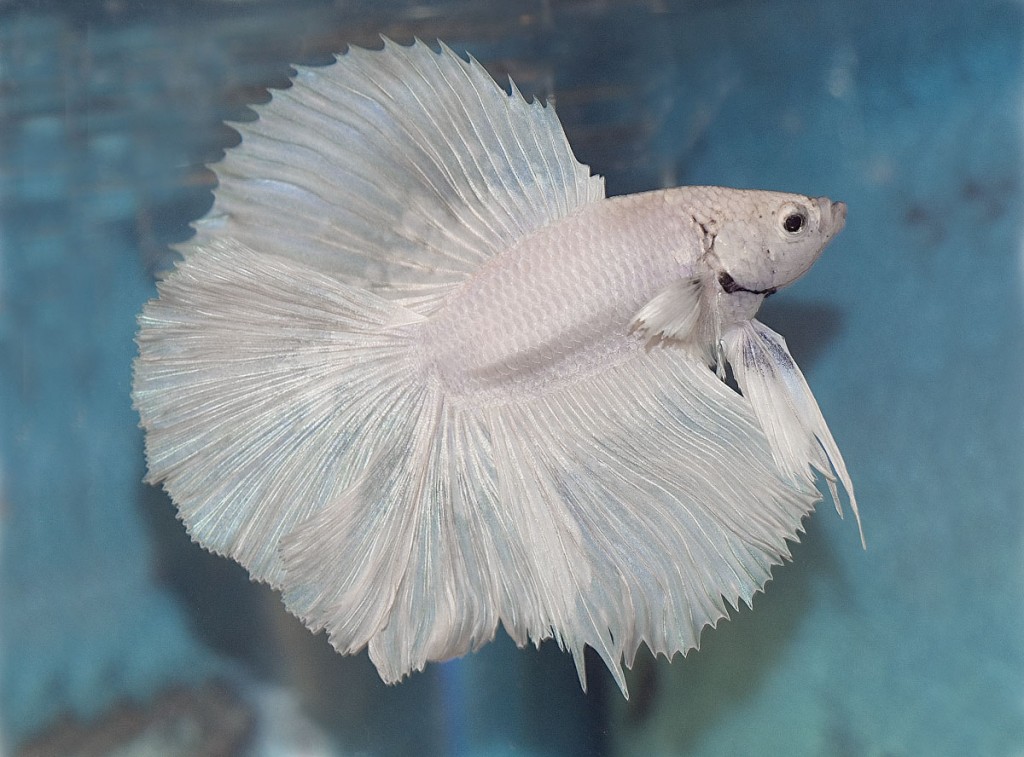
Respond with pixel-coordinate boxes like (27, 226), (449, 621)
(190, 38), (605, 313)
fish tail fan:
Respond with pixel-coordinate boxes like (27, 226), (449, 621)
(277, 390), (625, 692)
(136, 38), (612, 685)
(132, 238), (425, 588)
(280, 399), (517, 681)
(484, 404), (624, 693)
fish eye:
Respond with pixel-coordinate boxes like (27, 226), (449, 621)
(778, 203), (809, 235)
(783, 213), (805, 233)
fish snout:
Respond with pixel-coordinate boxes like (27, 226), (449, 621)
(817, 197), (847, 236)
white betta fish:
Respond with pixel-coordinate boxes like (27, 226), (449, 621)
(133, 38), (861, 695)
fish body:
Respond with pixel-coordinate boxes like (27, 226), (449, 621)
(133, 39), (860, 695)
(420, 187), (844, 398)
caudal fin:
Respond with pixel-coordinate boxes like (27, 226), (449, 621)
(133, 238), (423, 588)
(134, 38), (609, 682)
(280, 399), (513, 682)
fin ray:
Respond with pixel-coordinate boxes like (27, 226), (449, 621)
(480, 349), (819, 690)
(133, 238), (422, 587)
(192, 39), (604, 312)
(272, 343), (819, 694)
(723, 319), (863, 546)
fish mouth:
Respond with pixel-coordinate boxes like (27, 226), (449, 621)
(711, 197), (846, 298)
(718, 271), (776, 297)
(818, 197), (847, 237)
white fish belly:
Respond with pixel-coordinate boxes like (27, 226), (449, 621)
(417, 191), (699, 399)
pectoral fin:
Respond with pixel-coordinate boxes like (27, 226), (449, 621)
(629, 277), (704, 346)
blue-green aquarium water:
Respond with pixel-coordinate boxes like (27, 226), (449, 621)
(2, 0), (1022, 754)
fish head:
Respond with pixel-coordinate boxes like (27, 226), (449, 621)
(631, 188), (845, 350)
(697, 189), (846, 297)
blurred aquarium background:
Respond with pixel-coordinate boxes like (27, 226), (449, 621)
(2, 0), (1023, 754)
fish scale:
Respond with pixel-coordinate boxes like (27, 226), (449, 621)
(420, 191), (694, 397)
